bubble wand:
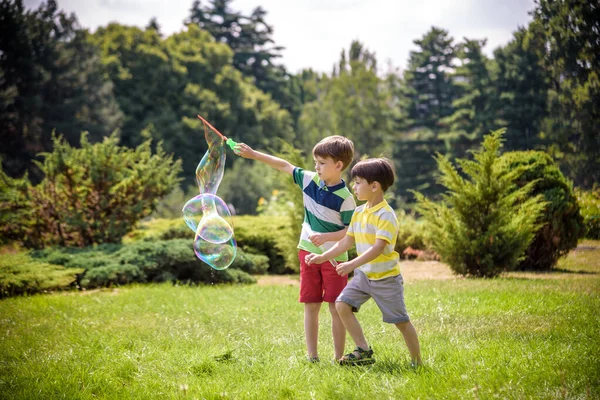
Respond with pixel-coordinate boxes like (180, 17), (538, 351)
(197, 115), (237, 150)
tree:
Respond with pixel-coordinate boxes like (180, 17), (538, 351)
(442, 38), (497, 141)
(413, 129), (546, 277)
(492, 27), (548, 151)
(298, 41), (396, 158)
(531, 0), (600, 188)
(0, 133), (181, 248)
(404, 27), (458, 131)
(186, 0), (300, 120)
(0, 0), (122, 181)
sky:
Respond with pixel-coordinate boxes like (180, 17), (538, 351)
(24, 0), (536, 74)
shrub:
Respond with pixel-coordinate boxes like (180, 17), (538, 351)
(395, 211), (429, 258)
(31, 239), (258, 289)
(576, 188), (600, 239)
(413, 129), (547, 277)
(0, 132), (181, 249)
(499, 151), (585, 270)
(128, 216), (294, 274)
(0, 253), (84, 298)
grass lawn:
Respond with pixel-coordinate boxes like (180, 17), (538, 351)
(0, 246), (599, 399)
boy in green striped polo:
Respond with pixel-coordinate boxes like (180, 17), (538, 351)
(234, 136), (356, 362)
(306, 158), (421, 366)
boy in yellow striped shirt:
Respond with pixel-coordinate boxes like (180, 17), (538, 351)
(306, 158), (421, 366)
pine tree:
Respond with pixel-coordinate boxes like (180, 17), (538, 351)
(413, 129), (547, 277)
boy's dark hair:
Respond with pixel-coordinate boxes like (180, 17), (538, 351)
(312, 136), (354, 171)
(351, 158), (395, 192)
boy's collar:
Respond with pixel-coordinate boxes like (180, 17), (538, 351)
(364, 199), (388, 213)
(318, 178), (346, 191)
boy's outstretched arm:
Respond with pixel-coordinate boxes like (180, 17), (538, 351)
(234, 143), (295, 175)
(305, 234), (355, 265)
(335, 239), (387, 276)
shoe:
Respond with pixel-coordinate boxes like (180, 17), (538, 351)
(338, 346), (375, 366)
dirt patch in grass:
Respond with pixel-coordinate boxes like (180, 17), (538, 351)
(256, 261), (460, 286)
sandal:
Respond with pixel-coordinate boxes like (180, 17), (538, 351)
(338, 346), (375, 365)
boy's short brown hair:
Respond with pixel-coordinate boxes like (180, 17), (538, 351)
(351, 158), (395, 192)
(312, 136), (354, 171)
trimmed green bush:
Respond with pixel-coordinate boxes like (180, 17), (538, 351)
(128, 216), (295, 274)
(500, 151), (585, 270)
(31, 239), (260, 289)
(0, 253), (84, 298)
(576, 188), (600, 239)
(413, 129), (547, 277)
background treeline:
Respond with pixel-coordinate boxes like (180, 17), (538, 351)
(1, 0), (598, 216)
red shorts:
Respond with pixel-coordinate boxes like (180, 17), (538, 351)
(298, 250), (348, 303)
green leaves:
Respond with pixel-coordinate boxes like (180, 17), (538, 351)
(413, 129), (548, 277)
(0, 132), (182, 248)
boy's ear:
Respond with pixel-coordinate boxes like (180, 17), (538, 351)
(371, 181), (381, 192)
(335, 160), (343, 171)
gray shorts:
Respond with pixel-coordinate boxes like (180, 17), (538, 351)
(336, 269), (410, 324)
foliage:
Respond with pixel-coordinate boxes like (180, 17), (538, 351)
(499, 151), (585, 270)
(89, 21), (294, 188)
(127, 216), (294, 274)
(531, 0), (600, 188)
(30, 239), (258, 290)
(395, 211), (430, 258)
(0, 0), (122, 182)
(298, 41), (396, 158)
(413, 129), (547, 277)
(576, 188), (600, 239)
(0, 133), (181, 248)
(0, 252), (83, 298)
(217, 159), (279, 216)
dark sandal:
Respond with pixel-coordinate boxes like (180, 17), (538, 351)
(338, 346), (375, 365)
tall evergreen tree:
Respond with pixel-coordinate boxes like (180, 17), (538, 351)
(186, 0), (300, 121)
(0, 0), (122, 181)
(531, 0), (600, 188)
(404, 27), (458, 131)
(492, 27), (548, 151)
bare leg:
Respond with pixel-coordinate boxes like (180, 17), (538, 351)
(395, 321), (421, 364)
(304, 303), (321, 359)
(335, 301), (369, 351)
(328, 302), (346, 360)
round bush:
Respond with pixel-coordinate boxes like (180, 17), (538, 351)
(576, 188), (600, 239)
(500, 151), (585, 270)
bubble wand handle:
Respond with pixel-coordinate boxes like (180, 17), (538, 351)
(197, 115), (238, 150)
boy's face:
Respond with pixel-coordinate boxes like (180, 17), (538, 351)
(352, 177), (374, 201)
(314, 155), (342, 182)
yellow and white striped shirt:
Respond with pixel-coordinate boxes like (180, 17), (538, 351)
(347, 200), (401, 280)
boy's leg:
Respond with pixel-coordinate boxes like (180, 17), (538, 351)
(372, 274), (421, 364)
(305, 303), (321, 359)
(395, 321), (422, 364)
(322, 259), (348, 360)
(328, 302), (345, 360)
(336, 301), (369, 351)
(298, 250), (324, 359)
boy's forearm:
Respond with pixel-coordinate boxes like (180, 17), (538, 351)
(321, 235), (354, 260)
(251, 151), (295, 174)
(323, 228), (347, 243)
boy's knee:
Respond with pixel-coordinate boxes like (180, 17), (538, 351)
(395, 320), (413, 331)
(335, 301), (352, 314)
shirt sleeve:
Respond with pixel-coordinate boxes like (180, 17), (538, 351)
(292, 167), (305, 190)
(376, 210), (399, 244)
(346, 212), (357, 237)
(340, 196), (356, 226)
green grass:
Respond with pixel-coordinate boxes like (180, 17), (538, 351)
(1, 249), (599, 399)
